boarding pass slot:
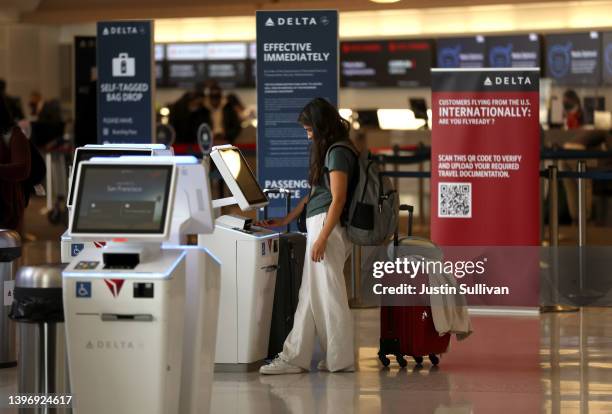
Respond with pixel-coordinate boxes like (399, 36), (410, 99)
(101, 313), (153, 322)
(103, 253), (140, 269)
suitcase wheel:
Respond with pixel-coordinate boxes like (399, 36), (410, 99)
(428, 354), (440, 366)
(413, 356), (424, 365)
(378, 354), (391, 367)
(395, 355), (407, 368)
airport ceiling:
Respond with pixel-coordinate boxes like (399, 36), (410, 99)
(7, 0), (564, 24)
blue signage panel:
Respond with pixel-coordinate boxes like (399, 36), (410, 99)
(256, 10), (338, 221)
(545, 32), (602, 86)
(97, 21), (154, 143)
(436, 36), (486, 68)
(486, 34), (541, 68)
(603, 32), (612, 85)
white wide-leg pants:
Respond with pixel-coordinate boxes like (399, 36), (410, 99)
(279, 213), (354, 372)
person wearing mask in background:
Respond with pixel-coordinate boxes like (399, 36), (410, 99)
(0, 96), (31, 235)
(562, 89), (584, 130)
(258, 97), (357, 374)
(0, 79), (24, 121)
(204, 83), (242, 145)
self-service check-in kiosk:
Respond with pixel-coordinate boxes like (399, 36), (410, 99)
(198, 145), (279, 370)
(60, 144), (172, 263)
(63, 155), (219, 414)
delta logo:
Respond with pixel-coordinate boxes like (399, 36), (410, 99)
(104, 279), (125, 298)
(101, 26), (140, 36)
(484, 76), (532, 86)
(265, 16), (318, 27)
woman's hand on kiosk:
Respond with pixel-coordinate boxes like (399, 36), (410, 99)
(256, 218), (287, 228)
(311, 236), (327, 262)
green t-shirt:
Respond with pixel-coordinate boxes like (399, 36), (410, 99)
(306, 146), (356, 218)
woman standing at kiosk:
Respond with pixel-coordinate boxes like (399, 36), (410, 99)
(259, 97), (357, 374)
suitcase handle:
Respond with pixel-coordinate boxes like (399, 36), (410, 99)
(262, 188), (292, 233)
(394, 204), (414, 246)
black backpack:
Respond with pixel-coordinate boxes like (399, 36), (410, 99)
(23, 139), (46, 207)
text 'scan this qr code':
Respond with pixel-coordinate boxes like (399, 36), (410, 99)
(438, 182), (472, 218)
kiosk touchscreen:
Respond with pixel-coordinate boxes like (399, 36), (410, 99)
(63, 156), (219, 414)
(210, 145), (268, 211)
(61, 144), (171, 262)
(199, 145), (279, 370)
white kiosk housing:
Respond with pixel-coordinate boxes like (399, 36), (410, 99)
(63, 155), (220, 414)
(60, 144), (172, 263)
(198, 145), (279, 370)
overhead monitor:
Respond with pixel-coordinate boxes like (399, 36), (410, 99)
(210, 145), (268, 211)
(67, 147), (153, 207)
(70, 163), (175, 239)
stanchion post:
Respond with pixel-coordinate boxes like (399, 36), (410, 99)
(417, 141), (425, 227)
(549, 165), (559, 247)
(577, 160), (587, 295)
(577, 160), (587, 248)
(542, 165), (577, 312)
(45, 152), (53, 212)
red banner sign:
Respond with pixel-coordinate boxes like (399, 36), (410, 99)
(431, 69), (540, 246)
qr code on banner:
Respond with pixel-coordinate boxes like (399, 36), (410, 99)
(438, 182), (472, 218)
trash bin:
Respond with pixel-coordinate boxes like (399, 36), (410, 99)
(9, 264), (70, 413)
(0, 229), (20, 369)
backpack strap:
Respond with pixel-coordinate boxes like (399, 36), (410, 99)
(322, 141), (359, 189)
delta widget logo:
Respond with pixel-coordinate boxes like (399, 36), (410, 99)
(104, 279), (125, 298)
(439, 45), (461, 68)
(489, 44), (513, 67)
(548, 42), (572, 78)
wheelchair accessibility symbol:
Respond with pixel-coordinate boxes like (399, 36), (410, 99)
(71, 243), (84, 257)
(76, 282), (92, 298)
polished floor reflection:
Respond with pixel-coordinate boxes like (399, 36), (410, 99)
(1, 241), (611, 413)
(211, 308), (612, 414)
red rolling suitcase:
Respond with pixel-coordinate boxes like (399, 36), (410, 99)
(378, 205), (450, 367)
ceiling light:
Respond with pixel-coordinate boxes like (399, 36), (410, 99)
(369, 0), (401, 3)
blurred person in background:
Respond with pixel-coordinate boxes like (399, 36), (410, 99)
(28, 90), (62, 123)
(28, 90), (64, 148)
(562, 89), (584, 130)
(0, 96), (31, 235)
(0, 79), (24, 121)
(170, 91), (211, 145)
(204, 83), (242, 145)
(169, 91), (192, 142)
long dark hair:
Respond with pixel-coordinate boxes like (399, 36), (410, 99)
(0, 96), (15, 135)
(298, 98), (351, 185)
